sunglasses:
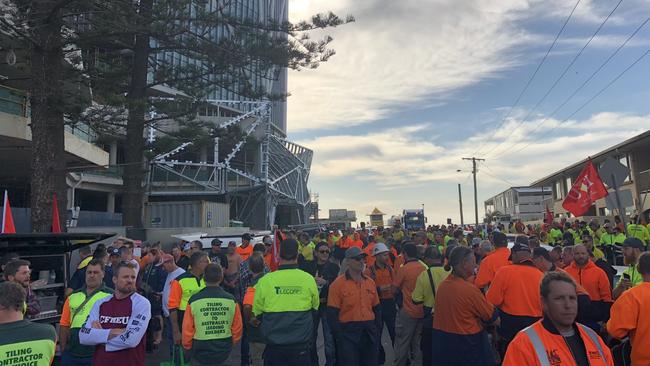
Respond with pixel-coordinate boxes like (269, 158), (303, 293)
(318, 250), (330, 254)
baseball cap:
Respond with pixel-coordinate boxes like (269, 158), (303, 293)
(161, 254), (174, 263)
(492, 232), (507, 246)
(622, 237), (644, 250)
(242, 233), (252, 241)
(109, 247), (120, 257)
(345, 247), (367, 259)
(471, 237), (482, 247)
(211, 238), (223, 246)
(372, 243), (390, 256)
(509, 242), (530, 260)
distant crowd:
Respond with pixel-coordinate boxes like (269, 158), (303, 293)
(1, 214), (650, 365)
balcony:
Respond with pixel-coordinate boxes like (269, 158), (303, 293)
(0, 85), (28, 117)
(0, 85), (109, 170)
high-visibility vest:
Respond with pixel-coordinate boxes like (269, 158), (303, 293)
(519, 321), (609, 366)
(68, 288), (113, 328)
(0, 320), (57, 366)
(176, 273), (206, 311)
(189, 290), (236, 338)
(65, 287), (113, 357)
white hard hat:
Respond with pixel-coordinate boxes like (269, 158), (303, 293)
(373, 243), (390, 256)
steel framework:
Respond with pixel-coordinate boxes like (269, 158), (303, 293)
(146, 100), (312, 229)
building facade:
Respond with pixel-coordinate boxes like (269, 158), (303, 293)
(529, 130), (650, 221)
(0, 0), (310, 230)
(484, 186), (552, 223)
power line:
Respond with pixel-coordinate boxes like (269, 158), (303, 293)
(482, 0), (624, 159)
(471, 0), (581, 157)
(493, 47), (650, 160)
(481, 163), (521, 187)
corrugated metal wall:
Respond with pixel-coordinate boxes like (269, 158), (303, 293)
(146, 201), (229, 228)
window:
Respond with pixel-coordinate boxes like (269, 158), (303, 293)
(565, 177), (572, 194)
(555, 180), (563, 200)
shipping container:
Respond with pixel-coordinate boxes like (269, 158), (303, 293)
(146, 201), (230, 228)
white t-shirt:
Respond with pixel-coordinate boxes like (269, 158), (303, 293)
(162, 268), (185, 317)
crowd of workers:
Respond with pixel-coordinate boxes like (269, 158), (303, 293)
(1, 215), (650, 366)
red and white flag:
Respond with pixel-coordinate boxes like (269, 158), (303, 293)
(2, 190), (16, 234)
(562, 160), (608, 217)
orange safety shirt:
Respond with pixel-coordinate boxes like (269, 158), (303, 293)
(236, 245), (254, 261)
(607, 282), (650, 365)
(393, 254), (405, 275)
(432, 275), (495, 334)
(363, 243), (377, 267)
(327, 272), (380, 323)
(393, 260), (426, 318)
(364, 263), (394, 300)
(486, 262), (543, 317)
(474, 247), (511, 289)
(563, 261), (612, 302)
(503, 319), (613, 366)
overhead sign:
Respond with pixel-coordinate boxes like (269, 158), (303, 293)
(605, 189), (634, 211)
(600, 157), (630, 189)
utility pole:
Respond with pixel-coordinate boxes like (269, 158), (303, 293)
(463, 157), (485, 228)
(458, 183), (464, 226)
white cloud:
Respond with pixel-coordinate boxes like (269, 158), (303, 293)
(304, 112), (649, 223)
(287, 0), (536, 132)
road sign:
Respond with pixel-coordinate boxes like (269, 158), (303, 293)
(600, 157), (630, 189)
(605, 189), (634, 211)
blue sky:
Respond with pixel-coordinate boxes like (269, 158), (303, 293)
(286, 0), (650, 224)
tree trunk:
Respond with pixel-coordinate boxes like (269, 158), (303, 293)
(122, 0), (153, 228)
(29, 2), (67, 233)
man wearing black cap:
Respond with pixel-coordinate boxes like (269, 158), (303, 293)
(486, 238), (544, 358)
(209, 238), (229, 270)
(613, 237), (645, 299)
(252, 239), (319, 366)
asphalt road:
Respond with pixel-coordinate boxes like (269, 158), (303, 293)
(146, 324), (396, 366)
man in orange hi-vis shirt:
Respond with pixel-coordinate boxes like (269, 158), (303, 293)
(475, 231), (510, 290)
(503, 272), (612, 366)
(607, 252), (650, 366)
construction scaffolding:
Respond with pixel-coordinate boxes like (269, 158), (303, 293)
(147, 100), (312, 229)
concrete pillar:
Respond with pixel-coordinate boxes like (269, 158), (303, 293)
(107, 192), (116, 213)
(109, 142), (118, 165)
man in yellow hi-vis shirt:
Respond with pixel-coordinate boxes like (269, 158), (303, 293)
(253, 238), (319, 366)
(0, 281), (57, 366)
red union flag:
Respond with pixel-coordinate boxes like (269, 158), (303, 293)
(562, 160), (608, 217)
(270, 229), (285, 272)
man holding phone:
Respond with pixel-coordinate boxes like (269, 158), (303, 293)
(613, 238), (645, 299)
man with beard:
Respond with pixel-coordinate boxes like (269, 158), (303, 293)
(612, 237), (645, 299)
(80, 262), (151, 366)
(563, 245), (612, 327)
(3, 259), (40, 317)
